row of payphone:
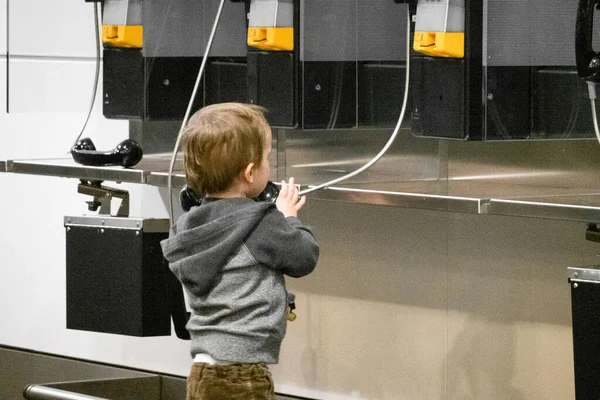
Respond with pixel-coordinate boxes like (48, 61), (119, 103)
(87, 0), (600, 140)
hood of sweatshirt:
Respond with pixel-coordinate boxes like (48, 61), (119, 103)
(160, 198), (274, 297)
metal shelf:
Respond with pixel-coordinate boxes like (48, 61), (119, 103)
(305, 186), (486, 215)
(8, 158), (154, 184)
(4, 156), (600, 223)
(489, 198), (600, 223)
(145, 171), (187, 188)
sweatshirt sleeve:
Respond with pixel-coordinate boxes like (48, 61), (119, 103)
(246, 208), (319, 277)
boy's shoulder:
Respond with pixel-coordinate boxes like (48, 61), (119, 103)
(199, 197), (275, 214)
(184, 197), (276, 227)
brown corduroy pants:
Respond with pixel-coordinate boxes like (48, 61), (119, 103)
(186, 362), (276, 400)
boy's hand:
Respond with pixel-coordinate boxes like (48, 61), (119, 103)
(276, 177), (306, 218)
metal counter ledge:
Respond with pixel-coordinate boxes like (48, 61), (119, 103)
(148, 164), (600, 223)
(3, 157), (600, 223)
(2, 156), (178, 184)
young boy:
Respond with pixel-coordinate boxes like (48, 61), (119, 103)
(160, 103), (320, 400)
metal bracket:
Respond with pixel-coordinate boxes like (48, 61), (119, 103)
(77, 179), (130, 217)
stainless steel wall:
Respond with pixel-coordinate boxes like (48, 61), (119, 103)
(272, 199), (596, 399)
(283, 127), (600, 199)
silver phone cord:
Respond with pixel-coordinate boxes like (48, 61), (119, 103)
(167, 0), (227, 225)
(166, 2), (411, 215)
(299, 8), (411, 196)
(587, 82), (600, 144)
(70, 2), (101, 149)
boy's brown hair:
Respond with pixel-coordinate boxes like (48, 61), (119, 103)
(182, 103), (270, 195)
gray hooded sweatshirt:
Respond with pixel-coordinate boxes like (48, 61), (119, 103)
(160, 197), (319, 364)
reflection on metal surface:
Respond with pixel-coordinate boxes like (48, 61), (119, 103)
(285, 128), (442, 186)
(447, 140), (600, 189)
(279, 127), (600, 221)
(309, 186), (484, 214)
(449, 171), (567, 181)
(292, 158), (375, 169)
(146, 172), (187, 188)
(326, 180), (593, 200)
(489, 198), (600, 223)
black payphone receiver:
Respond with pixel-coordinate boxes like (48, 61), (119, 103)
(71, 137), (144, 168)
(179, 181), (280, 212)
(576, 0), (600, 83)
(576, 0), (600, 145)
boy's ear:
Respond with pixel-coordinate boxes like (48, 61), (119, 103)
(243, 163), (255, 183)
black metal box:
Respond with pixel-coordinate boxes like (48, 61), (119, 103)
(568, 266), (600, 399)
(248, 51), (297, 127)
(64, 216), (171, 337)
(103, 48), (203, 120)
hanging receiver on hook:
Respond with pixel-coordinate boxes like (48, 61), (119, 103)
(575, 0), (600, 144)
(576, 0), (600, 84)
(71, 0), (145, 168)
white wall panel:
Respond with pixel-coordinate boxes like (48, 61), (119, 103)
(0, 42), (184, 375)
(8, 58), (99, 114)
(0, 55), (182, 373)
(3, 58), (129, 158)
(1, 103), (127, 161)
(0, 0), (6, 54)
(0, 59), (5, 112)
(9, 0), (98, 57)
(0, 173), (191, 377)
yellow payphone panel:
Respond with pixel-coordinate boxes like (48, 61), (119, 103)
(413, 31), (464, 58)
(248, 26), (293, 51)
(102, 25), (143, 48)
(247, 0), (294, 51)
(413, 0), (464, 59)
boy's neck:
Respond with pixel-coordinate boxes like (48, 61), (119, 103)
(206, 182), (251, 199)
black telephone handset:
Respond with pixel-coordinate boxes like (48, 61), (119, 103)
(71, 138), (144, 168)
(576, 0), (600, 83)
(179, 181), (280, 212)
